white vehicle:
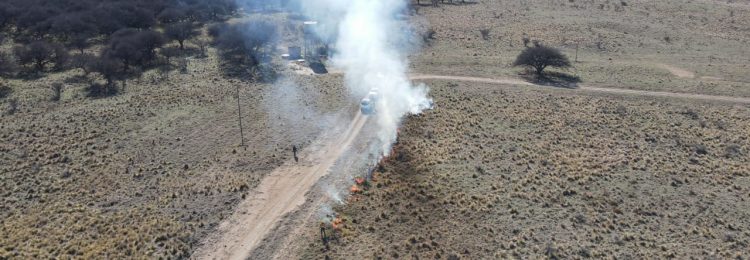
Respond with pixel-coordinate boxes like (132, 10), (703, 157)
(360, 89), (380, 115)
(360, 98), (374, 115)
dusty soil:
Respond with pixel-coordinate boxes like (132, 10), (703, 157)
(300, 79), (750, 259)
(3, 1), (750, 259)
(192, 111), (367, 260)
(220, 73), (750, 260)
(410, 0), (750, 97)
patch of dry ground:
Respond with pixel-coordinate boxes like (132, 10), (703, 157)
(192, 111), (367, 260)
(3, 1), (750, 258)
(0, 44), (350, 258)
(410, 0), (750, 97)
(302, 80), (750, 259)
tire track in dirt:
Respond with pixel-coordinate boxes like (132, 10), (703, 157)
(192, 112), (367, 260)
(656, 63), (727, 81)
(657, 63), (696, 79)
(410, 74), (750, 104)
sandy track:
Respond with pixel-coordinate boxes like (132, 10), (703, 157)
(191, 112), (367, 260)
(410, 74), (532, 86)
(578, 85), (750, 104)
(657, 63), (696, 78)
(410, 74), (750, 104)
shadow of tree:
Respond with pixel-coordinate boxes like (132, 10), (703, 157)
(520, 71), (581, 89)
(86, 83), (119, 98)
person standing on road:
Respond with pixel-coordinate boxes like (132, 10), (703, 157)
(319, 222), (327, 244)
(292, 145), (299, 162)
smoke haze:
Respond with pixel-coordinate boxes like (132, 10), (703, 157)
(302, 0), (432, 156)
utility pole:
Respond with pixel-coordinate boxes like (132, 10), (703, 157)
(236, 84), (245, 147)
(575, 42), (579, 63)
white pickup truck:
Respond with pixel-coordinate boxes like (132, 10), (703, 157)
(360, 89), (379, 115)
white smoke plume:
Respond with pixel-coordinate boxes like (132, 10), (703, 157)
(301, 0), (432, 156)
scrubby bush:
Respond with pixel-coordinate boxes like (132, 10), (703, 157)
(165, 22), (200, 50)
(513, 45), (571, 76)
(212, 20), (278, 66)
(5, 98), (18, 115)
(0, 51), (17, 77)
(70, 53), (96, 75)
(13, 41), (69, 72)
(68, 34), (91, 54)
(157, 7), (188, 24)
(50, 83), (63, 101)
(479, 29), (490, 40)
(49, 13), (97, 41)
(102, 29), (165, 70)
(0, 85), (12, 99)
(160, 46), (181, 64)
(422, 28), (436, 45)
(194, 38), (209, 57)
(90, 56), (123, 88)
(87, 82), (118, 97)
(0, 3), (15, 31)
(4, 0), (238, 50)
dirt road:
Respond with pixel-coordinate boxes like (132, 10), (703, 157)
(657, 63), (696, 78)
(191, 112), (367, 260)
(410, 74), (750, 104)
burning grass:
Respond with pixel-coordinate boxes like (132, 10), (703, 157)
(301, 80), (750, 259)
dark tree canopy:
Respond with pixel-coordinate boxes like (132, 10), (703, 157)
(0, 51), (17, 77)
(212, 20), (277, 66)
(1, 0), (241, 95)
(70, 53), (97, 75)
(13, 41), (69, 71)
(90, 56), (123, 88)
(103, 29), (165, 69)
(68, 34), (91, 54)
(165, 22), (200, 50)
(50, 13), (97, 40)
(157, 7), (188, 24)
(3, 0), (238, 42)
(513, 45), (571, 75)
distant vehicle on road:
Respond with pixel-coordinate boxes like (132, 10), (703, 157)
(360, 98), (374, 115)
(360, 89), (379, 115)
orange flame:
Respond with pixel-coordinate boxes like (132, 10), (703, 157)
(331, 217), (343, 230)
